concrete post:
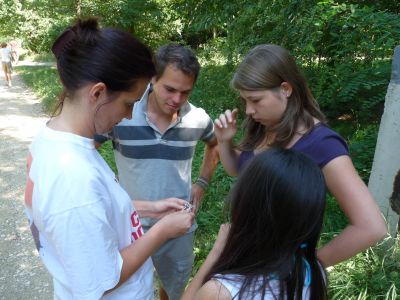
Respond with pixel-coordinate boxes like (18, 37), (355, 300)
(368, 46), (400, 237)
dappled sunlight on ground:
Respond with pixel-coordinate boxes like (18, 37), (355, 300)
(0, 74), (47, 143)
(0, 71), (52, 299)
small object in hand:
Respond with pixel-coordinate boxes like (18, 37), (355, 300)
(183, 202), (193, 212)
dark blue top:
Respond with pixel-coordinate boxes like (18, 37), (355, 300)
(238, 123), (349, 170)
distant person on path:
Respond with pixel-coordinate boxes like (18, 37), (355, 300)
(24, 18), (194, 299)
(10, 39), (19, 64)
(1, 42), (12, 87)
(95, 43), (219, 300)
(183, 149), (328, 299)
(214, 44), (387, 268)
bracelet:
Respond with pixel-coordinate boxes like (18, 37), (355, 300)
(195, 176), (209, 190)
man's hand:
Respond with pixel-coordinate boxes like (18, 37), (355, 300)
(191, 183), (205, 215)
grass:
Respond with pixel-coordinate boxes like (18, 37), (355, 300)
(20, 51), (56, 63)
(16, 65), (61, 113)
(17, 57), (400, 299)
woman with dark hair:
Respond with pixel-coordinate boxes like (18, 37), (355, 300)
(214, 44), (386, 268)
(183, 149), (328, 299)
(24, 18), (194, 299)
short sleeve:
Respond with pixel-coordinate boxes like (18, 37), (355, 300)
(301, 134), (349, 168)
(45, 178), (122, 299)
(292, 125), (349, 168)
(318, 135), (349, 167)
(200, 117), (215, 143)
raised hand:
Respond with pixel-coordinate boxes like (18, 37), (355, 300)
(214, 108), (239, 143)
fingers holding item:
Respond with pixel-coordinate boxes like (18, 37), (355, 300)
(175, 211), (195, 233)
(166, 197), (186, 208)
(159, 210), (195, 239)
(155, 198), (186, 212)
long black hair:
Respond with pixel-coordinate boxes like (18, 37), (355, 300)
(205, 149), (327, 299)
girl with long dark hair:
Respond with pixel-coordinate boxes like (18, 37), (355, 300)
(183, 149), (327, 299)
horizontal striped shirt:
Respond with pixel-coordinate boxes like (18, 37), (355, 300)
(96, 85), (214, 227)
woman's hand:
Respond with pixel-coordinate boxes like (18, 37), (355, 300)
(213, 109), (241, 176)
(214, 109), (238, 143)
(155, 211), (195, 240)
(150, 198), (187, 219)
(134, 198), (186, 219)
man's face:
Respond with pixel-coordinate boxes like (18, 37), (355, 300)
(151, 64), (195, 117)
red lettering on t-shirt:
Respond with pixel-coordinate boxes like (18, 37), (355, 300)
(130, 211), (144, 241)
(131, 211), (140, 226)
(25, 153), (34, 209)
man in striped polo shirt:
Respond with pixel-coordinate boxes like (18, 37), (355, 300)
(96, 44), (219, 300)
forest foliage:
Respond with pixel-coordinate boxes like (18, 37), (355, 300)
(5, 1), (400, 298)
(2, 0), (399, 126)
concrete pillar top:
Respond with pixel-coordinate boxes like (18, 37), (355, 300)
(392, 46), (400, 84)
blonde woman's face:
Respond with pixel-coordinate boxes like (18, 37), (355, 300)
(240, 89), (288, 126)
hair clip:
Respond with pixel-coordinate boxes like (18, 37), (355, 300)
(300, 243), (308, 249)
(302, 257), (312, 286)
(52, 28), (76, 59)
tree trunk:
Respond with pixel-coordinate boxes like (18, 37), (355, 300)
(368, 46), (400, 237)
(76, 0), (81, 17)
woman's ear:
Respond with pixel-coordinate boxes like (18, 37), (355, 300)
(280, 82), (293, 98)
(89, 82), (107, 103)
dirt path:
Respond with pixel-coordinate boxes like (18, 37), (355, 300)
(0, 66), (52, 299)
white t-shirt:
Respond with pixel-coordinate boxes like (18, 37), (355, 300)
(214, 273), (310, 299)
(25, 125), (153, 300)
(1, 47), (11, 62)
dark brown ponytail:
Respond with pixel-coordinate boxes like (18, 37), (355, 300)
(51, 17), (155, 116)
